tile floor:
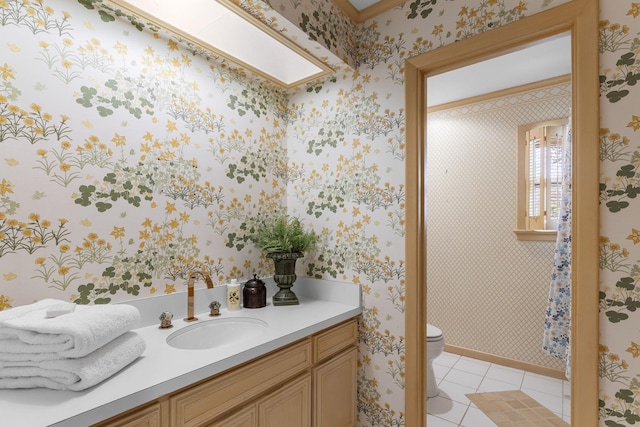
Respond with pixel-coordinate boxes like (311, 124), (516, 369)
(427, 352), (570, 426)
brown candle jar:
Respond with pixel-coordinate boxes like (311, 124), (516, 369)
(243, 274), (267, 308)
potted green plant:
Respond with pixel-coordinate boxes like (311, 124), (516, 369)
(250, 215), (318, 306)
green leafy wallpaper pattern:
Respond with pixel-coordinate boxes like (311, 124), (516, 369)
(271, 0), (573, 424)
(0, 0), (289, 309)
(273, 0), (640, 424)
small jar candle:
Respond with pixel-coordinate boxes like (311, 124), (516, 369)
(243, 274), (266, 309)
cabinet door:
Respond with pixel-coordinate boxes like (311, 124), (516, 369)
(206, 405), (256, 427)
(313, 346), (358, 427)
(258, 374), (311, 427)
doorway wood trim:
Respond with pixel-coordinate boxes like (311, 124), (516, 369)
(404, 1), (599, 426)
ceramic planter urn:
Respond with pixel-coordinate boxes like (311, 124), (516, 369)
(267, 252), (303, 306)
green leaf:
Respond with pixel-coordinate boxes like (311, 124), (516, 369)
(77, 0), (97, 10)
(616, 277), (635, 291)
(607, 90), (630, 103)
(616, 389), (635, 404)
(617, 165), (636, 178)
(76, 86), (97, 107)
(74, 197), (91, 207)
(95, 202), (112, 212)
(102, 267), (116, 278)
(607, 299), (626, 307)
(104, 173), (117, 184)
(606, 311), (629, 323)
(97, 106), (113, 117)
(606, 200), (630, 213)
(617, 52), (636, 67)
(98, 10), (115, 22)
(626, 299), (640, 312)
(627, 185), (640, 199)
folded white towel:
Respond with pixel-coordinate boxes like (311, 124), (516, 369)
(0, 299), (140, 359)
(0, 331), (146, 391)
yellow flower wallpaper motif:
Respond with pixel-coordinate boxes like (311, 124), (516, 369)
(0, 0), (285, 307)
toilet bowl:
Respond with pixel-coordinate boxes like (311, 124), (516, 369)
(427, 323), (444, 398)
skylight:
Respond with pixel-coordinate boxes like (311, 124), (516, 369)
(110, 0), (328, 88)
(347, 0), (379, 11)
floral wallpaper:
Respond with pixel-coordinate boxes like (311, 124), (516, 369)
(597, 2), (640, 425)
(0, 0), (291, 308)
(1, 0), (639, 426)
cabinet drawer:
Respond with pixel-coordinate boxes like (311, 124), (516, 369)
(91, 401), (165, 427)
(313, 319), (357, 363)
(206, 405), (256, 427)
(170, 339), (312, 427)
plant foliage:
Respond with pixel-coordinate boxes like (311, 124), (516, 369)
(250, 215), (317, 254)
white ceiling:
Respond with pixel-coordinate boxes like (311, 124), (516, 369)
(427, 33), (571, 107)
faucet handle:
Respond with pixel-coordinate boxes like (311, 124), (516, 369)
(202, 271), (214, 289)
(209, 301), (221, 316)
(159, 311), (174, 329)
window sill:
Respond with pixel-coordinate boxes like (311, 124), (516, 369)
(513, 230), (557, 241)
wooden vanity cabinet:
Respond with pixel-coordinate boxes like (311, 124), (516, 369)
(92, 317), (357, 427)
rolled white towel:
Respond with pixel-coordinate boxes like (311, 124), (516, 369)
(0, 299), (140, 359)
(0, 331), (146, 391)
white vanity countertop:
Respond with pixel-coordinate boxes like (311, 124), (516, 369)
(0, 278), (362, 427)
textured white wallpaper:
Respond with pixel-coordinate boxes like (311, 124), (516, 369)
(426, 81), (571, 370)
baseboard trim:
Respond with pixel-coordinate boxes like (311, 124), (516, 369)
(444, 344), (567, 381)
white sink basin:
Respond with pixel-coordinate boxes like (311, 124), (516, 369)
(166, 317), (268, 350)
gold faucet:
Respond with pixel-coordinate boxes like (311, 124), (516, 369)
(184, 271), (214, 322)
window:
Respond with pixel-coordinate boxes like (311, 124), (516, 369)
(515, 119), (568, 241)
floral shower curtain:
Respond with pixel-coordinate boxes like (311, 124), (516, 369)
(542, 117), (572, 379)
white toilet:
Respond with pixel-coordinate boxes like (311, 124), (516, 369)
(427, 323), (444, 398)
